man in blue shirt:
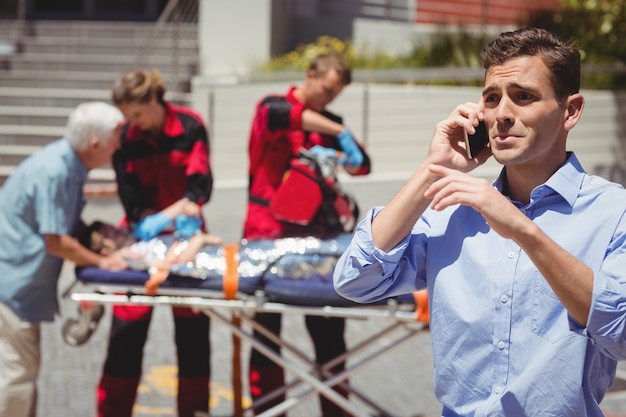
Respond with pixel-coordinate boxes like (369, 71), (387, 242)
(0, 101), (128, 417)
(334, 27), (626, 416)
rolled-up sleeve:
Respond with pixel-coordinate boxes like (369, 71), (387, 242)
(333, 206), (427, 303)
(586, 223), (626, 360)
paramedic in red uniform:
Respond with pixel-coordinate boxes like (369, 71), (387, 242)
(96, 69), (213, 417)
(244, 52), (371, 416)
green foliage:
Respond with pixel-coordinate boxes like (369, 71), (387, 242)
(258, 32), (490, 73)
(260, 0), (626, 89)
(408, 31), (492, 68)
(529, 0), (626, 89)
(258, 36), (352, 71)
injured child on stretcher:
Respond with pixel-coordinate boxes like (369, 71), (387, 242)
(77, 222), (354, 298)
(78, 220), (224, 294)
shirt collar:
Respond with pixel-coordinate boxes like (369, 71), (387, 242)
(493, 152), (585, 208)
(62, 138), (87, 176)
(286, 86), (301, 106)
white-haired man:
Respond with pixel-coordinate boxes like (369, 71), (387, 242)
(0, 101), (128, 417)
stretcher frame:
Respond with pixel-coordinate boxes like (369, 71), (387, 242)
(62, 270), (428, 417)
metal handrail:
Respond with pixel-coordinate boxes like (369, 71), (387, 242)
(134, 0), (199, 92)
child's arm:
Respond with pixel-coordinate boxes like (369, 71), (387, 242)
(144, 233), (224, 295)
(175, 233), (224, 264)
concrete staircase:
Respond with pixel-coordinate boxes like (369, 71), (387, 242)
(0, 19), (199, 186)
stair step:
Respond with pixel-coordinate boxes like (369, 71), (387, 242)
(19, 36), (198, 55)
(0, 20), (198, 40)
(0, 125), (65, 146)
(0, 143), (43, 155)
(20, 43), (198, 57)
(0, 69), (191, 91)
(0, 124), (65, 136)
(0, 87), (191, 102)
(8, 59), (197, 74)
(0, 105), (71, 126)
(9, 51), (198, 66)
(0, 73), (190, 91)
(0, 105), (73, 116)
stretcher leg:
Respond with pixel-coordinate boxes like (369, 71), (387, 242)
(245, 311), (417, 417)
(271, 328), (421, 417)
(204, 308), (373, 417)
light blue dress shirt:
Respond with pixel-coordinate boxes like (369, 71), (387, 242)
(0, 139), (87, 322)
(334, 153), (626, 416)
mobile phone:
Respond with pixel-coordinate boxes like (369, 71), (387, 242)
(464, 120), (489, 159)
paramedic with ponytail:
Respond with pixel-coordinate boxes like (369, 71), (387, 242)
(244, 52), (371, 416)
(97, 69), (214, 417)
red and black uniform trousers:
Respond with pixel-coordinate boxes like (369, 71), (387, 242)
(245, 91), (371, 417)
(97, 306), (210, 417)
(98, 103), (214, 417)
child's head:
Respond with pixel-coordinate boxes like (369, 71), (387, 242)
(78, 221), (135, 255)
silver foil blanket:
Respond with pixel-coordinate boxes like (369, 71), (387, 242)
(123, 234), (353, 280)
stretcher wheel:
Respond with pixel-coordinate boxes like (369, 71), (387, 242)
(61, 303), (105, 347)
(62, 318), (93, 346)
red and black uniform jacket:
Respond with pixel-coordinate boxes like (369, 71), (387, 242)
(113, 102), (213, 227)
(244, 87), (371, 240)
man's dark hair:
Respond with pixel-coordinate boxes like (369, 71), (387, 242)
(481, 27), (580, 103)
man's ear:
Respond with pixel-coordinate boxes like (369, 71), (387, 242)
(89, 136), (101, 150)
(564, 93), (584, 132)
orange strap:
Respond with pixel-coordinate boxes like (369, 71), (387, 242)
(413, 289), (429, 323)
(223, 243), (243, 416)
(222, 243), (240, 300)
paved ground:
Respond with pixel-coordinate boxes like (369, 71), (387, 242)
(38, 178), (626, 417)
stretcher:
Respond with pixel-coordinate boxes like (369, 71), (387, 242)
(61, 234), (429, 417)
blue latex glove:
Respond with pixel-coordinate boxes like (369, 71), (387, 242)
(307, 145), (337, 161)
(134, 212), (172, 241)
(174, 215), (202, 239)
(337, 128), (364, 167)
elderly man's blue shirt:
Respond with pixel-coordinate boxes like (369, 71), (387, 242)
(0, 139), (87, 322)
(334, 153), (626, 416)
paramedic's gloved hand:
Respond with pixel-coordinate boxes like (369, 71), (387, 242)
(337, 128), (364, 167)
(174, 215), (202, 239)
(308, 145), (337, 162)
(134, 212), (172, 241)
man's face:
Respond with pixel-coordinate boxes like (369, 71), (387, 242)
(92, 125), (121, 168)
(303, 69), (345, 112)
(117, 96), (162, 132)
(482, 55), (569, 170)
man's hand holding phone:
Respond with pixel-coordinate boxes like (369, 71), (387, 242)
(464, 120), (490, 159)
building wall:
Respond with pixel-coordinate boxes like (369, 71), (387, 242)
(191, 80), (626, 189)
(415, 0), (561, 25)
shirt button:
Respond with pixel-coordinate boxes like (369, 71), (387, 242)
(494, 386), (502, 394)
(497, 341), (505, 350)
(500, 294), (508, 303)
(507, 251), (515, 259)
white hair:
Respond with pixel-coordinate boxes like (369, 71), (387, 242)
(64, 102), (124, 151)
